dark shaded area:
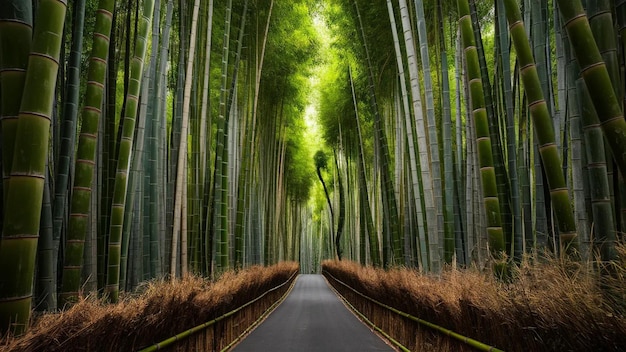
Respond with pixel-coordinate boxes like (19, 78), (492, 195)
(232, 274), (393, 352)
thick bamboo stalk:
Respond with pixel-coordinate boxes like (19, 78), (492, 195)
(0, 1), (32, 206)
(503, 0), (578, 255)
(557, 0), (626, 179)
(0, 0), (67, 334)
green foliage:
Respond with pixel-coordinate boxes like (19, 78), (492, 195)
(314, 150), (328, 171)
(285, 122), (315, 203)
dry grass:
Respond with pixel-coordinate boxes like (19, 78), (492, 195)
(0, 262), (298, 352)
(323, 250), (626, 352)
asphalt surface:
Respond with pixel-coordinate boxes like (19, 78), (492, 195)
(231, 274), (394, 352)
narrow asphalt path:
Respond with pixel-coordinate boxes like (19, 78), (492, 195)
(232, 274), (394, 352)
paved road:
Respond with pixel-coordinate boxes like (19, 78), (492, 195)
(232, 274), (394, 352)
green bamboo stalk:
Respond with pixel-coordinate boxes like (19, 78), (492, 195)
(171, 0), (200, 278)
(0, 0), (67, 334)
(47, 0), (86, 311)
(105, 0), (155, 303)
(457, 0), (506, 275)
(349, 66), (380, 266)
(356, 0), (401, 267)
(454, 27), (467, 265)
(437, 0), (455, 264)
(210, 0), (233, 272)
(578, 80), (617, 261)
(495, 0), (522, 260)
(397, 0), (437, 270)
(413, 0), (444, 267)
(120, 70), (149, 289)
(35, 167), (54, 311)
(141, 0), (164, 282)
(503, 0), (579, 255)
(60, 0), (115, 307)
(387, 0), (427, 270)
(224, 0), (248, 269)
(199, 0), (214, 272)
(528, 0), (548, 250)
(470, 0), (512, 256)
(556, 0), (626, 179)
(565, 36), (590, 259)
(140, 0), (159, 281)
(0, 1), (32, 206)
(583, 0), (618, 262)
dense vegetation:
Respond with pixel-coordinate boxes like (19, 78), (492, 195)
(323, 257), (626, 351)
(3, 262), (298, 351)
(1, 0), (626, 345)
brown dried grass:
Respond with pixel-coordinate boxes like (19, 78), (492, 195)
(0, 262), (298, 352)
(323, 249), (626, 352)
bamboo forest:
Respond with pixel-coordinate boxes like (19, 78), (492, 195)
(2, 0), (626, 350)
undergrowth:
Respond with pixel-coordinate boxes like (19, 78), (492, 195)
(0, 262), (298, 352)
(323, 248), (626, 351)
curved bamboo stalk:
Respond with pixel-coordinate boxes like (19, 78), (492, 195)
(556, 0), (626, 179)
(503, 0), (578, 255)
(0, 0), (67, 334)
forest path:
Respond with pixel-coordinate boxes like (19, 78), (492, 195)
(231, 274), (394, 352)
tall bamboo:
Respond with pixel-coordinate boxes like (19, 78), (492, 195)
(584, 0), (618, 262)
(105, 0), (155, 302)
(503, 0), (578, 255)
(60, 0), (116, 306)
(397, 0), (437, 270)
(172, 0), (200, 278)
(210, 0), (233, 272)
(456, 0), (506, 274)
(0, 1), (31, 208)
(354, 0), (401, 267)
(0, 0), (67, 334)
(349, 66), (380, 266)
(437, 0), (455, 263)
(47, 0), (86, 311)
(556, 1), (626, 178)
(495, 0), (522, 260)
(413, 0), (444, 265)
(386, 0), (427, 269)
